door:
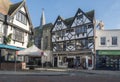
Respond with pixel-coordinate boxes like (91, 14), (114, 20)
(67, 58), (74, 68)
(54, 57), (58, 67)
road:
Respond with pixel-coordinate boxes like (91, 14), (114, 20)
(0, 71), (120, 82)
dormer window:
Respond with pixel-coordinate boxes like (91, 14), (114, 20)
(16, 11), (27, 25)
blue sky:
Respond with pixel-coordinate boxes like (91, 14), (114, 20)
(11, 0), (120, 29)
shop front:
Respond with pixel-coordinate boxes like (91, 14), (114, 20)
(96, 50), (120, 70)
(0, 44), (24, 70)
(53, 51), (94, 69)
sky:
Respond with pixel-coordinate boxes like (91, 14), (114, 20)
(11, 0), (120, 29)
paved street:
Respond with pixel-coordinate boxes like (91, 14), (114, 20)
(0, 70), (120, 82)
(0, 75), (120, 82)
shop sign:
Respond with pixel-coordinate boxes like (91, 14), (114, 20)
(98, 50), (120, 55)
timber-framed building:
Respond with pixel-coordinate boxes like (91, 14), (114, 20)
(51, 8), (95, 69)
(0, 0), (33, 69)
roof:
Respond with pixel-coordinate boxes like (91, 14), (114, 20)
(0, 0), (12, 15)
(0, 0), (24, 16)
(64, 17), (74, 26)
(42, 23), (53, 30)
(8, 1), (23, 15)
(86, 10), (94, 20)
(34, 23), (53, 36)
(97, 29), (120, 31)
(0, 0), (34, 32)
(34, 26), (43, 37)
(58, 9), (94, 27)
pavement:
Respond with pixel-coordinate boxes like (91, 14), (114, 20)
(0, 70), (69, 76)
(35, 68), (120, 75)
(0, 68), (120, 76)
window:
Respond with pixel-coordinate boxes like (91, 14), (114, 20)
(56, 31), (62, 37)
(112, 36), (117, 45)
(44, 36), (48, 49)
(81, 25), (87, 33)
(88, 24), (93, 28)
(57, 20), (62, 25)
(0, 22), (3, 33)
(61, 30), (65, 36)
(16, 11), (27, 25)
(52, 32), (55, 36)
(75, 26), (86, 34)
(100, 37), (106, 45)
(76, 39), (87, 49)
(66, 29), (70, 33)
(13, 28), (24, 42)
(66, 29), (74, 33)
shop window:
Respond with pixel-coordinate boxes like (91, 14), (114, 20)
(88, 59), (92, 67)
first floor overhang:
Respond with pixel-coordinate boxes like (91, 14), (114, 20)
(52, 49), (93, 55)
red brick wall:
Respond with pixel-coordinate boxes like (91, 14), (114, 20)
(0, 63), (22, 70)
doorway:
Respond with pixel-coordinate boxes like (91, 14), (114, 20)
(54, 57), (58, 67)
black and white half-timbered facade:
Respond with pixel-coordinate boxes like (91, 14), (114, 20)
(51, 8), (95, 69)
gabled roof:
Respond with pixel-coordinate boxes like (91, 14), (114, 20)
(57, 8), (95, 27)
(63, 17), (74, 27)
(34, 27), (43, 37)
(42, 23), (53, 30)
(34, 23), (53, 36)
(53, 15), (65, 26)
(8, 1), (23, 15)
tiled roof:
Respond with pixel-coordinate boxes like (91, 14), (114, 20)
(86, 10), (94, 20)
(8, 1), (23, 15)
(0, 0), (23, 15)
(63, 10), (94, 26)
(42, 23), (53, 30)
(34, 23), (53, 36)
(0, 0), (12, 15)
(34, 26), (42, 36)
(64, 17), (74, 27)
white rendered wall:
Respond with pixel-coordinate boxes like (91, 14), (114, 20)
(11, 6), (30, 31)
(0, 21), (4, 43)
(6, 6), (31, 48)
(95, 29), (120, 50)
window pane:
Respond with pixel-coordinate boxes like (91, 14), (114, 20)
(13, 29), (24, 42)
(101, 37), (106, 45)
(16, 11), (27, 25)
(112, 37), (117, 45)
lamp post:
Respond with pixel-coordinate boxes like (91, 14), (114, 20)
(15, 51), (18, 72)
(93, 18), (96, 70)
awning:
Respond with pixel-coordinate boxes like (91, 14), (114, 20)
(0, 44), (24, 50)
(18, 45), (48, 56)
